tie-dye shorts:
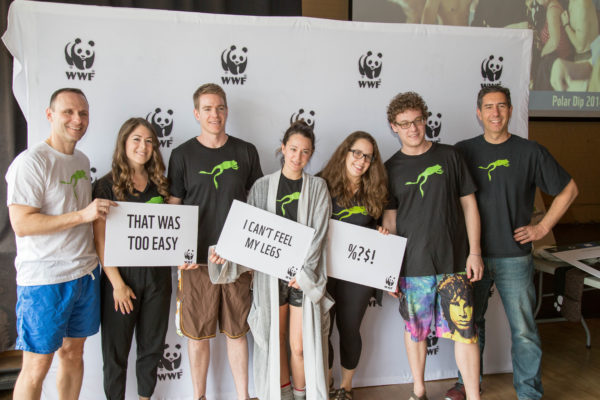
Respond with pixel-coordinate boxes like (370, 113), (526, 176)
(398, 273), (477, 344)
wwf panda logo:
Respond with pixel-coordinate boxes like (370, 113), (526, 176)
(221, 45), (248, 75)
(158, 343), (182, 371)
(146, 108), (174, 138)
(425, 112), (442, 139)
(426, 331), (438, 348)
(384, 275), (396, 289)
(286, 266), (298, 279)
(289, 109), (316, 129)
(481, 55), (503, 82)
(184, 249), (195, 264)
(358, 51), (383, 79)
(64, 38), (95, 70)
(89, 167), (98, 184)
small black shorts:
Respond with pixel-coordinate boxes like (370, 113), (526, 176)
(278, 279), (303, 307)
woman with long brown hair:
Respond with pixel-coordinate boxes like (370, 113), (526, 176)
(320, 131), (388, 400)
(92, 117), (171, 400)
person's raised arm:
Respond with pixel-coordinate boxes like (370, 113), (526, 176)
(541, 4), (563, 56)
(514, 179), (578, 244)
(9, 198), (116, 237)
(421, 0), (442, 25)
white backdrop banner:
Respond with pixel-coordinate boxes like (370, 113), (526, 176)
(3, 0), (526, 398)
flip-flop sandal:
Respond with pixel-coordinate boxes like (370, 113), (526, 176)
(333, 388), (353, 400)
(408, 391), (428, 400)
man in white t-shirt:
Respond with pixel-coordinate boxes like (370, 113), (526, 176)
(6, 88), (115, 400)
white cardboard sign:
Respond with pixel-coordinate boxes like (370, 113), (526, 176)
(327, 219), (406, 291)
(104, 201), (198, 266)
(215, 200), (315, 281)
(545, 241), (600, 279)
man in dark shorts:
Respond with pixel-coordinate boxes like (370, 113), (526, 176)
(445, 85), (578, 400)
(168, 83), (263, 400)
(6, 88), (115, 399)
(382, 91), (484, 400)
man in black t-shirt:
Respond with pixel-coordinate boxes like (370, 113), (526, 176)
(168, 83), (263, 400)
(445, 85), (578, 400)
(382, 91), (484, 400)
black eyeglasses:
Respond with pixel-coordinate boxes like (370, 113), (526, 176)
(348, 149), (375, 162)
(393, 116), (427, 130)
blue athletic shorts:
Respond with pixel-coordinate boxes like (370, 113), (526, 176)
(15, 265), (101, 354)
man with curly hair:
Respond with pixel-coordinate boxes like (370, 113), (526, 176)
(382, 91), (483, 400)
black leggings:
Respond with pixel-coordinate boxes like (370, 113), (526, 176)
(101, 267), (172, 400)
(327, 277), (374, 370)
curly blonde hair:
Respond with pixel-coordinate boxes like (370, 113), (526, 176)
(320, 131), (387, 219)
(111, 118), (169, 201)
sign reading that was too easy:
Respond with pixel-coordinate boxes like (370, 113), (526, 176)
(104, 201), (198, 266)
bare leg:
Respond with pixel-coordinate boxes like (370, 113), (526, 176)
(188, 338), (210, 399)
(13, 351), (54, 400)
(404, 331), (426, 397)
(340, 367), (356, 391)
(289, 305), (305, 389)
(56, 337), (86, 400)
(280, 304), (291, 385)
(551, 58), (593, 91)
(550, 58), (568, 91)
(455, 341), (481, 400)
(226, 335), (249, 400)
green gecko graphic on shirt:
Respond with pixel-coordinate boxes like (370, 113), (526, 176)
(333, 205), (368, 221)
(59, 170), (88, 200)
(198, 160), (239, 189)
(146, 196), (164, 204)
(478, 159), (510, 181)
(277, 192), (300, 216)
(405, 164), (444, 197)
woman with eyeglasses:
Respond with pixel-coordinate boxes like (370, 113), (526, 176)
(319, 131), (388, 400)
(92, 118), (171, 400)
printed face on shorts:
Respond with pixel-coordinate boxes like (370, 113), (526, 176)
(448, 296), (473, 333)
(438, 274), (475, 340)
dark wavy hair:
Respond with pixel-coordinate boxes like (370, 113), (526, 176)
(277, 120), (316, 164)
(387, 91), (429, 123)
(282, 120), (315, 149)
(111, 118), (169, 201)
(438, 275), (475, 339)
(319, 131), (387, 219)
(477, 84), (512, 109)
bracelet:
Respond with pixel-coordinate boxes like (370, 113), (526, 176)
(469, 253), (481, 256)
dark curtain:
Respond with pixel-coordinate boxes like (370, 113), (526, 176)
(0, 0), (301, 352)
(39, 0), (301, 16)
